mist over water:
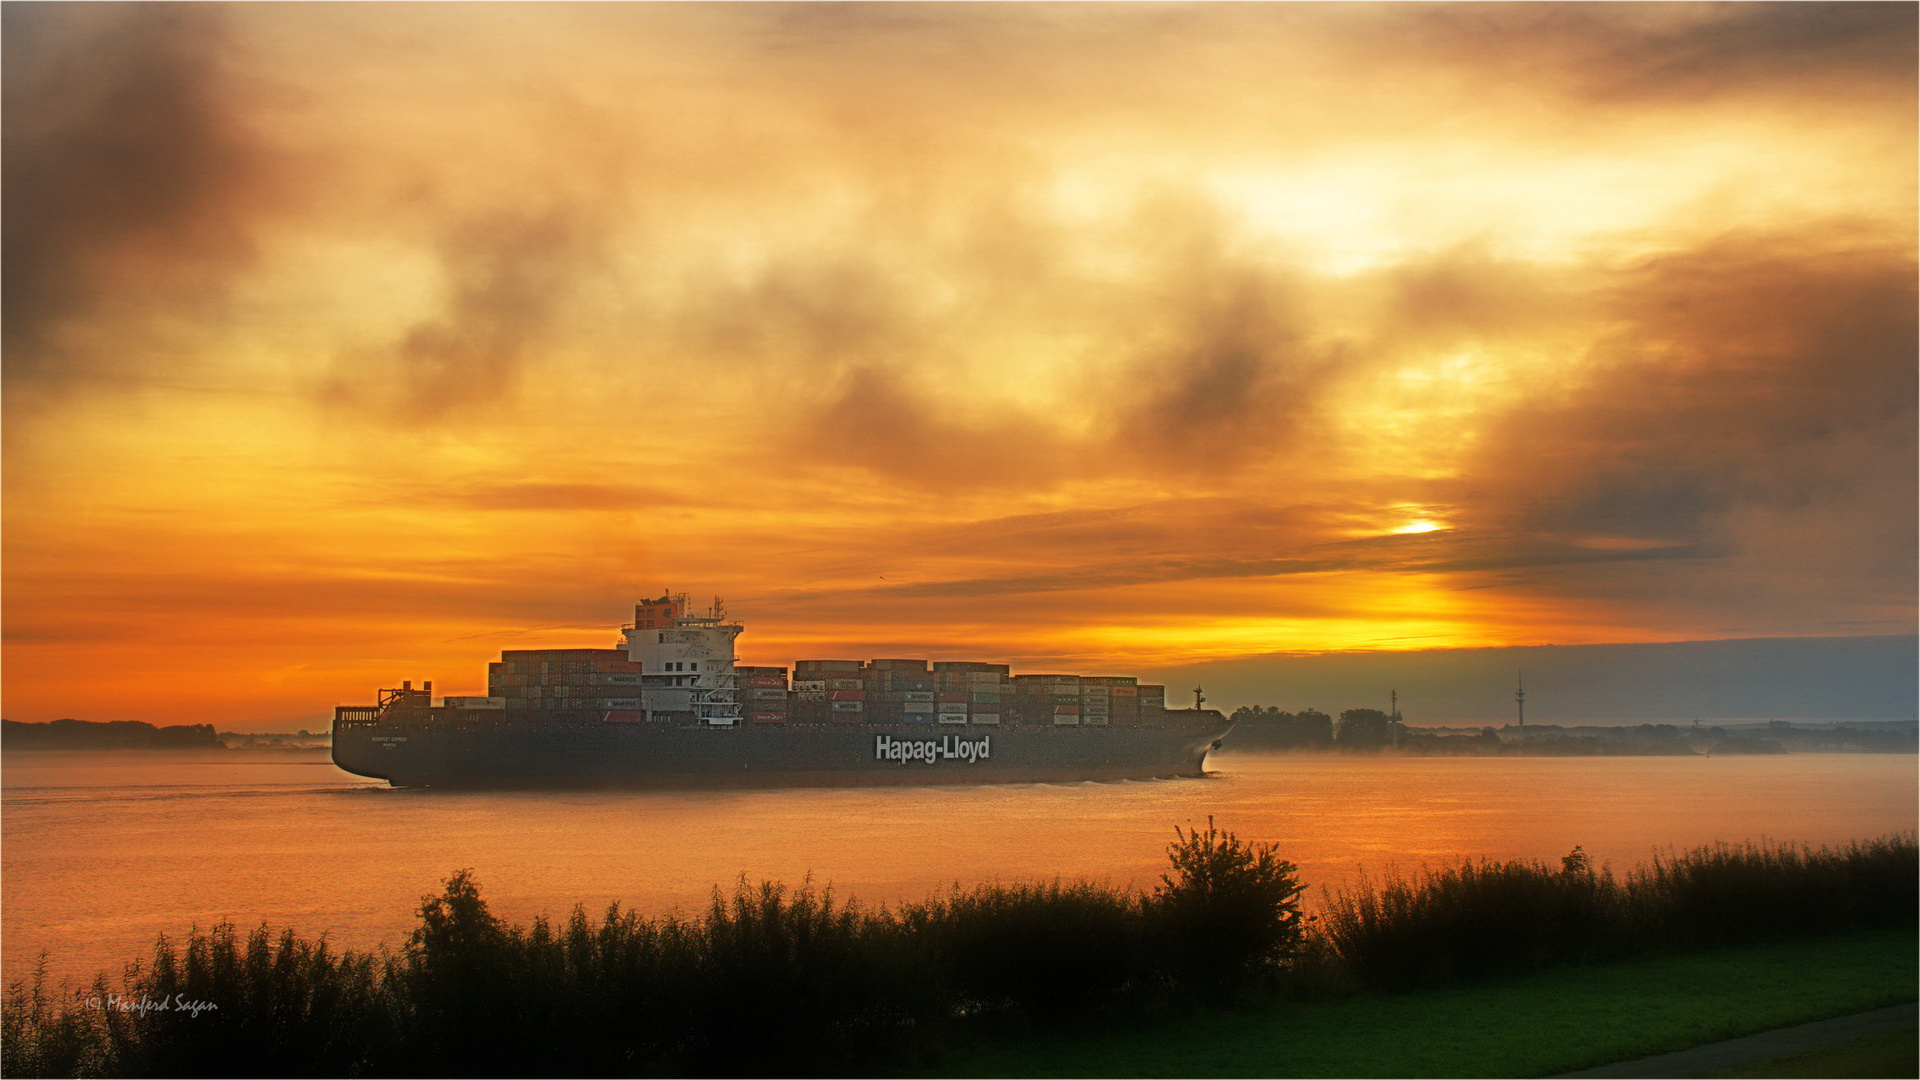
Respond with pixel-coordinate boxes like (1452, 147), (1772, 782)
(4, 749), (1913, 988)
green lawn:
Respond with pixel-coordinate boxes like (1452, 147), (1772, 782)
(922, 928), (1919, 1078)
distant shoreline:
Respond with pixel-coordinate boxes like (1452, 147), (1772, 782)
(1218, 714), (1918, 756)
(1, 718), (222, 751)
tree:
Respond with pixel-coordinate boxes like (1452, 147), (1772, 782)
(1292, 709), (1334, 747)
(1154, 818), (1307, 997)
(1336, 708), (1393, 749)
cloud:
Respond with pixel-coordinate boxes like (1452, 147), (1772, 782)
(423, 482), (695, 513)
(321, 207), (606, 421)
(2, 4), (267, 391)
(794, 366), (1072, 489)
(1447, 228), (1917, 595)
(1102, 261), (1337, 473)
(1394, 2), (1918, 106)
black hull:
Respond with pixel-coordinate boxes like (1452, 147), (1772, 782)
(332, 719), (1232, 789)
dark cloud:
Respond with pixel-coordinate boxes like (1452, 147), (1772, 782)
(1398, 2), (1917, 105)
(321, 208), (603, 421)
(1455, 229), (1917, 560)
(2, 3), (265, 387)
(796, 366), (1070, 489)
(1611, 2), (1918, 100)
(1104, 268), (1337, 473)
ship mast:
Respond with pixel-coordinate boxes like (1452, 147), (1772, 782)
(1516, 670), (1526, 727)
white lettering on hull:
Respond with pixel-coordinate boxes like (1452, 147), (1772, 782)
(874, 734), (991, 765)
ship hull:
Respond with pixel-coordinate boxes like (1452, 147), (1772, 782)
(332, 718), (1231, 789)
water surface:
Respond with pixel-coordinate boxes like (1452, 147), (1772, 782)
(5, 749), (1913, 987)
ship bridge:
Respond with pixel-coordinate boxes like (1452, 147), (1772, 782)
(621, 592), (744, 725)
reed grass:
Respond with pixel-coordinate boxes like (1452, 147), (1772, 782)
(1318, 834), (1918, 992)
(4, 830), (1912, 1077)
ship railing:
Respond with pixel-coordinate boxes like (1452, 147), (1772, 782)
(334, 705), (381, 730)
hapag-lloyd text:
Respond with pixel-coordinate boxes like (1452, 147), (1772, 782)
(875, 734), (991, 764)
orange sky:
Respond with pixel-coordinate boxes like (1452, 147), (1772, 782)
(4, 3), (1915, 726)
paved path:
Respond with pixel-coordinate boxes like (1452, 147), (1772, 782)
(1555, 1002), (1918, 1078)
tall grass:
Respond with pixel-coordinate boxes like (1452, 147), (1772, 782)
(1319, 834), (1918, 991)
(4, 830), (1911, 1076)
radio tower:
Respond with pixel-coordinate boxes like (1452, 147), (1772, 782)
(1515, 670), (1526, 727)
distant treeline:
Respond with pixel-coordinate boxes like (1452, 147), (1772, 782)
(1, 719), (221, 750)
(1219, 706), (1524, 753)
(1220, 707), (1918, 755)
(4, 827), (1914, 1077)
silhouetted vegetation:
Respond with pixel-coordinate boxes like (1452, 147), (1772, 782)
(1, 719), (222, 750)
(1221, 707), (1333, 750)
(2, 822), (1306, 1076)
(4, 831), (1912, 1077)
(1319, 834), (1919, 992)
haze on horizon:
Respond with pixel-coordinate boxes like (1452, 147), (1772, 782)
(3, 2), (1915, 726)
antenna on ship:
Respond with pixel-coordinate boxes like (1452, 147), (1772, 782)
(1516, 670), (1526, 727)
(1193, 685), (1205, 711)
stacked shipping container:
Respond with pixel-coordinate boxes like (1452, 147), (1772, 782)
(473, 645), (1178, 727)
(933, 661), (1010, 725)
(735, 665), (790, 724)
(792, 659), (862, 725)
(485, 649), (648, 711)
(864, 659), (934, 725)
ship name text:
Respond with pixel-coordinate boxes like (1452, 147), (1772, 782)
(875, 734), (991, 765)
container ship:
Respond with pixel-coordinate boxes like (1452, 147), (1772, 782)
(332, 593), (1231, 788)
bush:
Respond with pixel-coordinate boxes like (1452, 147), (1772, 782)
(1318, 832), (1917, 992)
(908, 880), (1148, 1017)
(1319, 856), (1625, 991)
(1153, 817), (1308, 998)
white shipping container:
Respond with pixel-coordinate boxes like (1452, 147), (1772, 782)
(792, 680), (828, 691)
(970, 713), (1001, 725)
(1084, 715), (1109, 726)
(937, 713), (968, 725)
(903, 701), (935, 713)
(1052, 715), (1081, 726)
(904, 691), (936, 702)
(831, 700), (864, 711)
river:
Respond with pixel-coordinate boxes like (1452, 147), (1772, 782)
(4, 749), (1913, 988)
